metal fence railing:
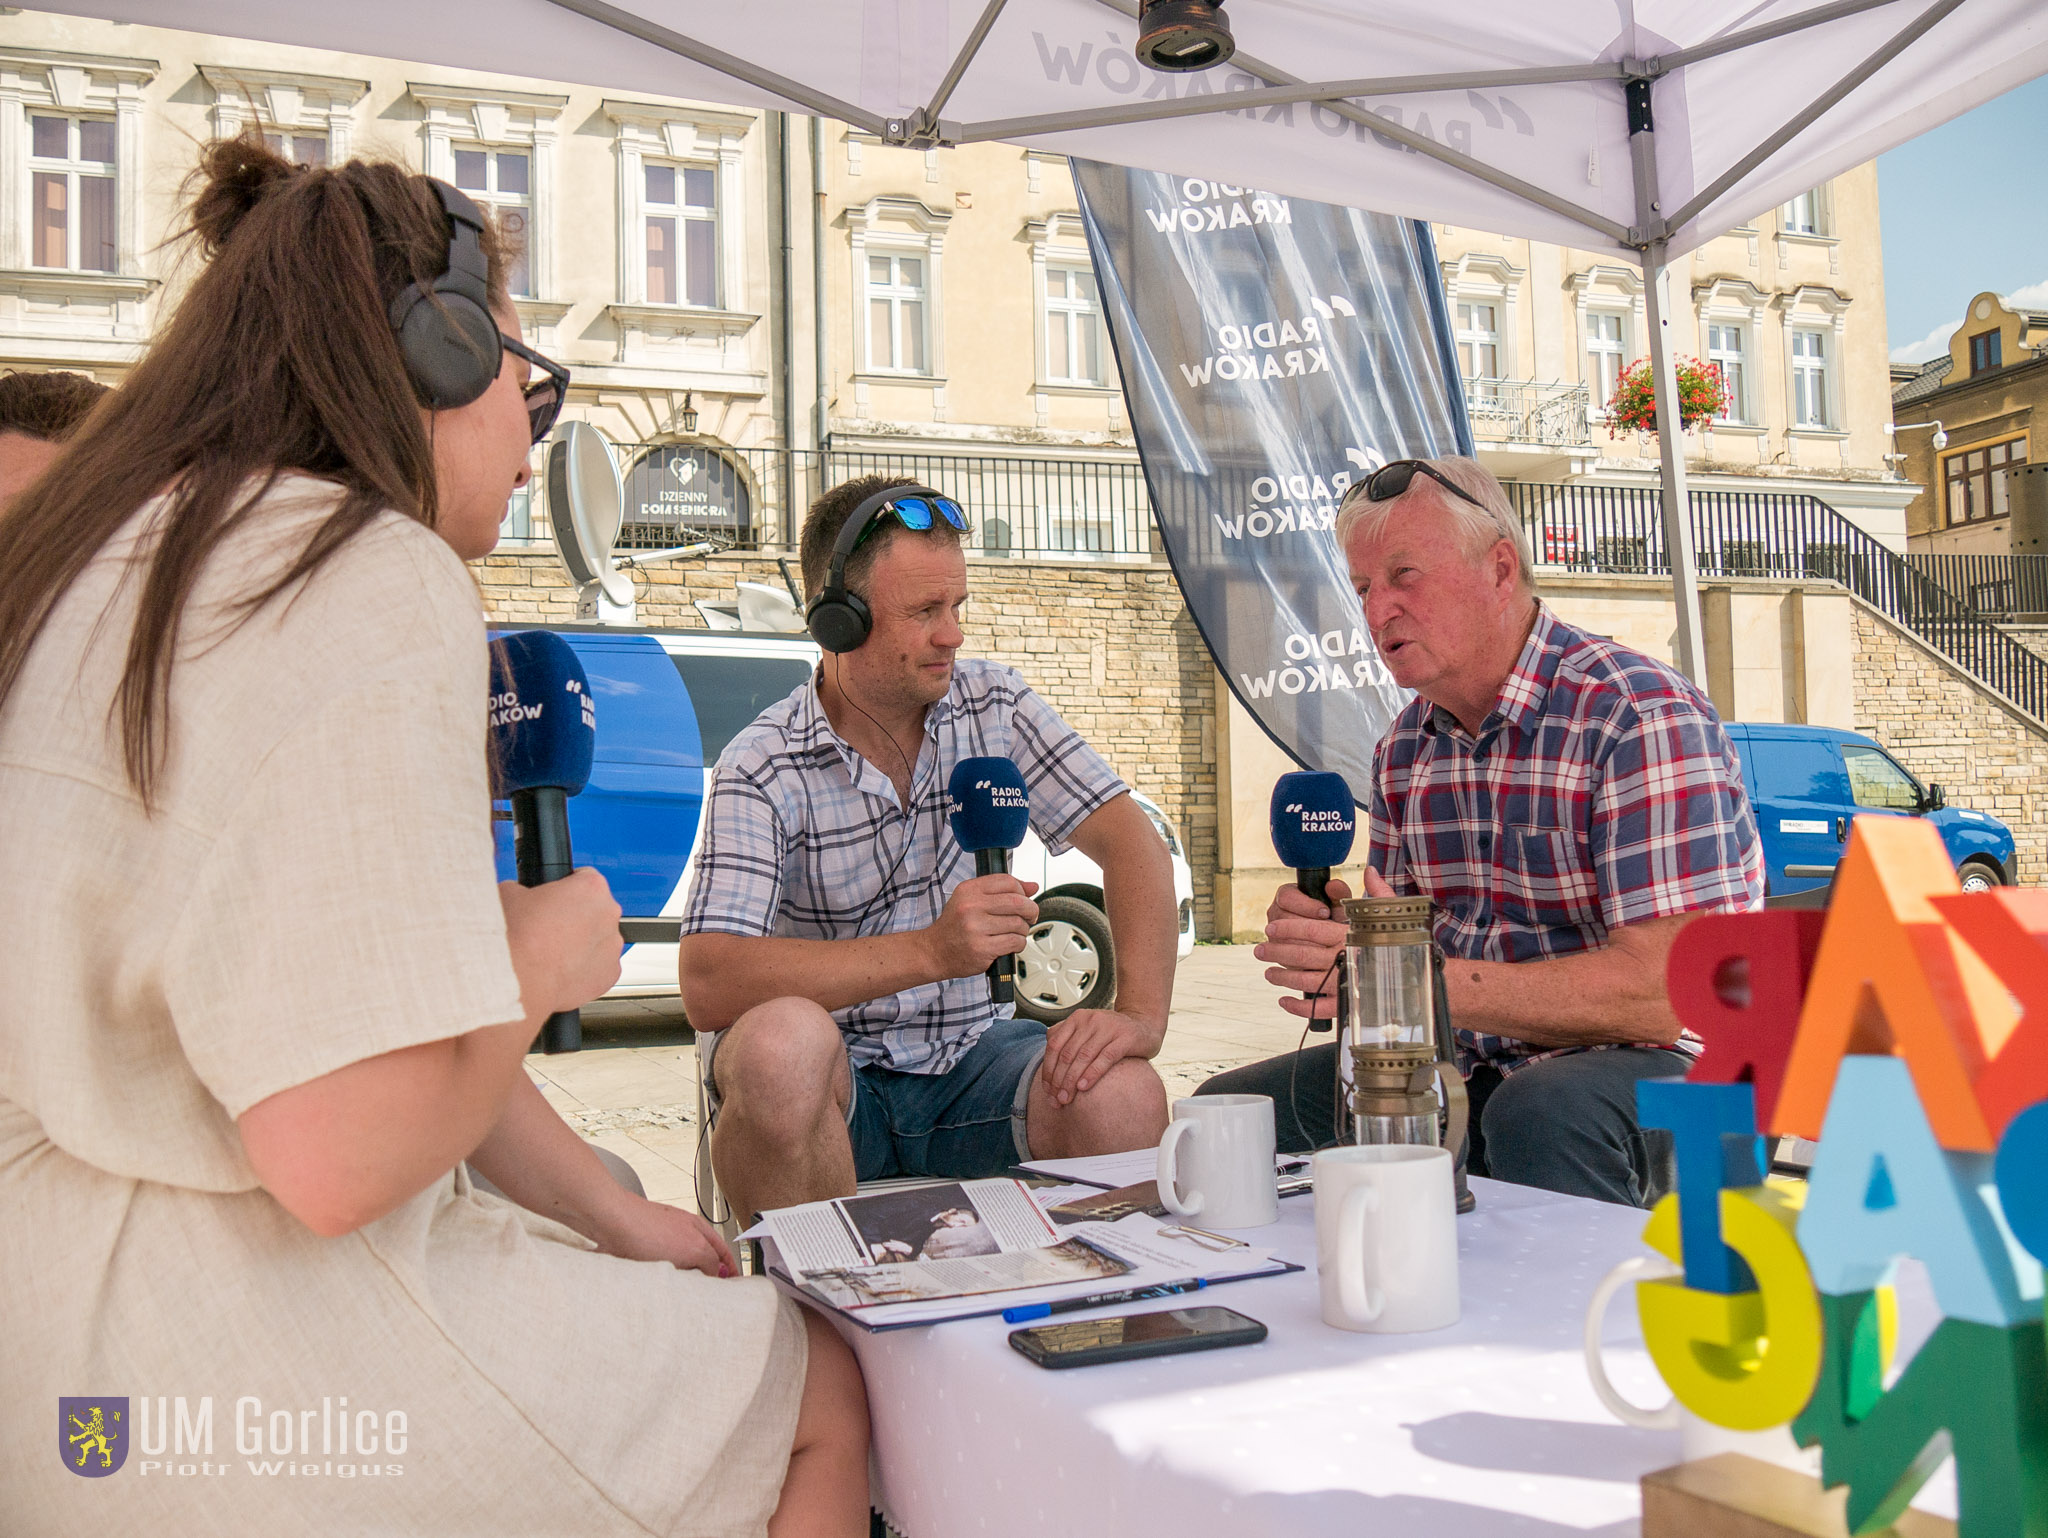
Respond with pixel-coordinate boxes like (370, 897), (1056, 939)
(1462, 379), (1592, 448)
(501, 442), (1160, 562)
(1898, 552), (2048, 622)
(1505, 481), (2048, 721)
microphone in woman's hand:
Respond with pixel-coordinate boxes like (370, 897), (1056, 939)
(489, 630), (597, 1053)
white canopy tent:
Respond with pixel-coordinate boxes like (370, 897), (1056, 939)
(41, 0), (2048, 678)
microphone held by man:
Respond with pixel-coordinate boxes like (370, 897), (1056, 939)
(489, 629), (600, 1053)
(948, 755), (1032, 1004)
(1269, 769), (1358, 1030)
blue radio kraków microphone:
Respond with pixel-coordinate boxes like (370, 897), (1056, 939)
(947, 756), (1031, 1006)
(1270, 770), (1357, 1031)
(489, 630), (598, 1054)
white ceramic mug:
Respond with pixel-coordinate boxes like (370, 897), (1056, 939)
(1313, 1144), (1460, 1333)
(1581, 1253), (1818, 1470)
(1156, 1094), (1279, 1229)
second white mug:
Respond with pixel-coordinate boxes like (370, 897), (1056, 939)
(1314, 1144), (1460, 1333)
(1156, 1094), (1279, 1229)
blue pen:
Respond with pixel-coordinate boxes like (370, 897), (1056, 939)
(1003, 1277), (1206, 1324)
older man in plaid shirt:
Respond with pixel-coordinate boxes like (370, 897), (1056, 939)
(678, 477), (1178, 1223)
(1205, 456), (1762, 1207)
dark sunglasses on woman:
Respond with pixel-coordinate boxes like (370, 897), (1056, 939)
(1361, 458), (1487, 511)
(501, 334), (569, 446)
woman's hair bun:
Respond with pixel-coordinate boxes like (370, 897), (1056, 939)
(189, 135), (304, 256)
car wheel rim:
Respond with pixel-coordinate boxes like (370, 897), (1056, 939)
(1020, 920), (1100, 1009)
(1961, 869), (1996, 893)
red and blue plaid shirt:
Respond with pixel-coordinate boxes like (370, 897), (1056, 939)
(1368, 605), (1763, 1076)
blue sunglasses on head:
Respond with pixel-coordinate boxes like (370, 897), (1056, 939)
(852, 494), (970, 549)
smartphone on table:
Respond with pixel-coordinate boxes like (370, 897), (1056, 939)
(1008, 1306), (1267, 1369)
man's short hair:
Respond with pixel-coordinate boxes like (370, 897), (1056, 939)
(798, 474), (967, 602)
(0, 370), (108, 443)
(1334, 455), (1537, 592)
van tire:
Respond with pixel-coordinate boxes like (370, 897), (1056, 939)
(1013, 896), (1116, 1025)
(1958, 857), (2005, 894)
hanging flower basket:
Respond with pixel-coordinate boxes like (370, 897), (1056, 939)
(1605, 356), (1727, 437)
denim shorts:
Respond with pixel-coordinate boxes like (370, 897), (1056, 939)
(702, 1017), (1048, 1184)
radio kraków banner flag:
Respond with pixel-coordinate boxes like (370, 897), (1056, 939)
(1073, 161), (1470, 797)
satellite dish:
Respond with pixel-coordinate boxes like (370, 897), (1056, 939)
(546, 422), (633, 606)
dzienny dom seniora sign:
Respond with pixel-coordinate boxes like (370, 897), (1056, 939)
(1073, 162), (1471, 797)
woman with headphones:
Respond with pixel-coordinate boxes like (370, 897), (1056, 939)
(0, 139), (866, 1533)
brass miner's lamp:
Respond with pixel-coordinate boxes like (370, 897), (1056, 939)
(1336, 897), (1468, 1175)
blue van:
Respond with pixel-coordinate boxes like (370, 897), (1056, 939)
(490, 625), (1197, 1018)
(1722, 723), (2015, 897)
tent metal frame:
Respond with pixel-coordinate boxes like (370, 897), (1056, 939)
(537, 0), (1966, 681)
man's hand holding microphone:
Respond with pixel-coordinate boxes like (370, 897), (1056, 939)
(943, 757), (1160, 1107)
(1257, 770), (1379, 1022)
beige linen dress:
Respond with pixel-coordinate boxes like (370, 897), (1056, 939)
(0, 476), (805, 1535)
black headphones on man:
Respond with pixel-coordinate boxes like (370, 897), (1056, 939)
(804, 484), (951, 654)
(389, 179), (501, 410)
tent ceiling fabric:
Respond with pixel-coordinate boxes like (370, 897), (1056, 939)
(37, 0), (2048, 258)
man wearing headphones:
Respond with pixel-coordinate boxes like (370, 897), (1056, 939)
(677, 477), (1176, 1222)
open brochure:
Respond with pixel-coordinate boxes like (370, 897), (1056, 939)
(751, 1178), (1298, 1330)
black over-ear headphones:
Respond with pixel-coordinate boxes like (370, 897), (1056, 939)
(388, 179), (502, 410)
(804, 484), (947, 654)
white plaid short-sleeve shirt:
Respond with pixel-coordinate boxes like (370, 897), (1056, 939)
(681, 658), (1129, 1074)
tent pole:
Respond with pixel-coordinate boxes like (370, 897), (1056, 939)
(1627, 79), (1706, 685)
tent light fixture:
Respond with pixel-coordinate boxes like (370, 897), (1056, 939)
(1136, 0), (1235, 73)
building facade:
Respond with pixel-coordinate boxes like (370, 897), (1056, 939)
(0, 12), (1929, 937)
(1890, 291), (2047, 554)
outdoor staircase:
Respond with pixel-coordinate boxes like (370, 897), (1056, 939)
(1506, 482), (2048, 731)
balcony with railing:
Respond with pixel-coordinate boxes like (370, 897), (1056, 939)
(1462, 379), (1593, 449)
(500, 441), (1161, 562)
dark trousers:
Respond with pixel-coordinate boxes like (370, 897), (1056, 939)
(1197, 1042), (1686, 1209)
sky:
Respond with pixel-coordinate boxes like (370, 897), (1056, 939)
(1879, 75), (2048, 365)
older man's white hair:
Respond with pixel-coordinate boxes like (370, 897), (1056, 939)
(1334, 456), (1537, 593)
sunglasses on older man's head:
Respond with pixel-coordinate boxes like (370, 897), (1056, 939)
(1361, 458), (1487, 511)
(501, 334), (570, 446)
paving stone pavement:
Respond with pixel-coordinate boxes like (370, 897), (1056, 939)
(524, 942), (1311, 1214)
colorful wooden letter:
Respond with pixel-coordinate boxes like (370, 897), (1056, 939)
(1793, 1296), (2048, 1538)
(1931, 888), (2048, 1140)
(1667, 909), (1825, 1127)
(1637, 1078), (1765, 1293)
(1773, 817), (2012, 1151)
(1994, 1099), (2048, 1269)
(1637, 1182), (1824, 1430)
(1799, 1056), (2042, 1327)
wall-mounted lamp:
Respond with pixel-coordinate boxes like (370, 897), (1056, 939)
(678, 393), (699, 435)
(1888, 419), (1948, 451)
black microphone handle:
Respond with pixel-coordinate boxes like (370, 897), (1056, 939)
(973, 846), (1015, 1005)
(1296, 866), (1335, 1031)
(511, 785), (582, 1054)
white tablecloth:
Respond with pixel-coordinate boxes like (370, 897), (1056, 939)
(829, 1177), (1694, 1538)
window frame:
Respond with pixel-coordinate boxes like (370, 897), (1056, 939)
(1969, 329), (2003, 375)
(1585, 308), (1630, 415)
(638, 157), (719, 309)
(1942, 434), (2028, 527)
(1042, 261), (1104, 387)
(864, 248), (930, 375)
(1705, 321), (1750, 425)
(602, 99), (750, 316)
(451, 143), (536, 299)
(1455, 299), (1502, 383)
(26, 112), (118, 274)
(1789, 327), (1832, 429)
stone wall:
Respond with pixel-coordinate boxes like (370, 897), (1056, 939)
(1852, 603), (2048, 885)
(476, 551), (1222, 935)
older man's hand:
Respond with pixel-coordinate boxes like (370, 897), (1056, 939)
(1254, 870), (1393, 1018)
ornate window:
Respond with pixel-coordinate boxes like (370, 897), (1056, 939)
(411, 83), (567, 309)
(27, 113), (114, 273)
